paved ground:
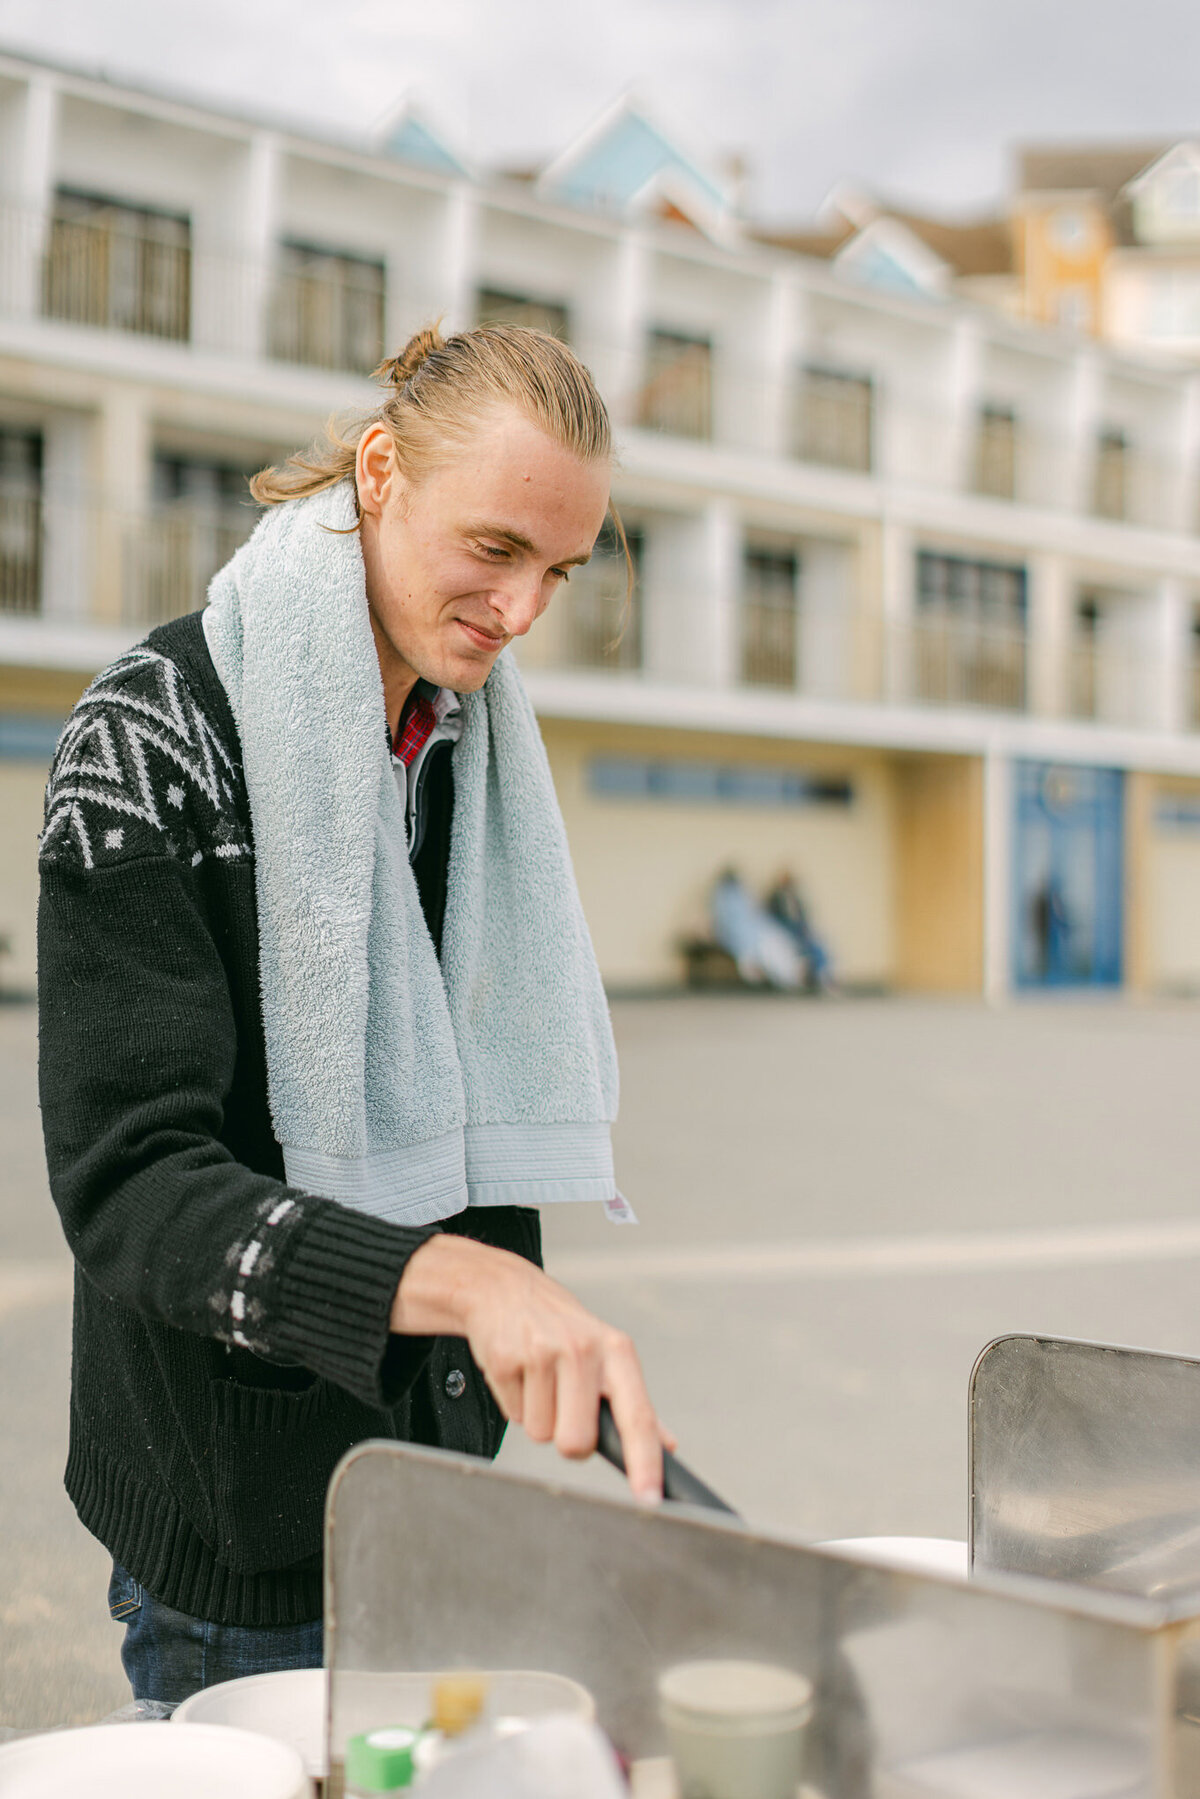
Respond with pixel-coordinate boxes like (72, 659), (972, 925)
(6, 992), (1200, 1727)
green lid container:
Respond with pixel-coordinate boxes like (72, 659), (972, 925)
(345, 1726), (421, 1793)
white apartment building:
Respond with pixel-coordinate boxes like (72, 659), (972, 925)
(4, 53), (1200, 1000)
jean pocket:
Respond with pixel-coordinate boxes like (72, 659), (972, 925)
(107, 1562), (143, 1622)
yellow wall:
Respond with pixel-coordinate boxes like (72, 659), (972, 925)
(1015, 198), (1112, 332)
(542, 719), (895, 988)
(893, 754), (983, 993)
(1144, 777), (1200, 994)
(0, 759), (51, 992)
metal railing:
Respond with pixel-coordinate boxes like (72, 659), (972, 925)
(0, 488), (41, 615)
(792, 369), (873, 472)
(740, 596), (796, 687)
(908, 615), (1027, 711)
(122, 508), (252, 627)
(636, 333), (712, 440)
(268, 250), (385, 375)
(43, 213), (191, 342)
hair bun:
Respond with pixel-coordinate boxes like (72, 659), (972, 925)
(376, 325), (445, 389)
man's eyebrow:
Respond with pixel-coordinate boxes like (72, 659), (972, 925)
(469, 523), (592, 567)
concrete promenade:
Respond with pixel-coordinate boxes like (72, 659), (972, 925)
(5, 993), (1200, 1726)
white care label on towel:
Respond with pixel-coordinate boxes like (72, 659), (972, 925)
(604, 1193), (639, 1225)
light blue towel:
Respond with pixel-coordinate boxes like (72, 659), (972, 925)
(202, 482), (619, 1225)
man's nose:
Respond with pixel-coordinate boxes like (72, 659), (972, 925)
(490, 575), (543, 638)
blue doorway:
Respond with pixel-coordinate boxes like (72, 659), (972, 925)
(1013, 762), (1124, 989)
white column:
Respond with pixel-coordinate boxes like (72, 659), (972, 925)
(200, 130), (280, 358)
(599, 229), (649, 429)
(879, 514), (915, 703)
(1062, 347), (1102, 514)
(40, 411), (92, 622)
(1146, 575), (1191, 734)
(945, 315), (983, 493)
(93, 389), (153, 624)
(983, 746), (1012, 1005)
(798, 537), (857, 700)
(3, 76), (58, 318)
(755, 271), (800, 459)
(437, 184), (480, 336)
(642, 501), (739, 688)
(1026, 551), (1074, 717)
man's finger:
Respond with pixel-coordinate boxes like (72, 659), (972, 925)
(553, 1351), (602, 1460)
(521, 1359), (557, 1444)
(604, 1359), (663, 1502)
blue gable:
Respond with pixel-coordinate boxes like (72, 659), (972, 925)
(550, 110), (724, 214)
(379, 115), (466, 179)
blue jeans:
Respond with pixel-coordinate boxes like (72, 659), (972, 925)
(109, 1562), (322, 1704)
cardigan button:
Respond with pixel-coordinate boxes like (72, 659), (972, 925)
(445, 1368), (467, 1400)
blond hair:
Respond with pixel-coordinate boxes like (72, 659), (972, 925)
(250, 322), (612, 504)
(250, 321), (633, 616)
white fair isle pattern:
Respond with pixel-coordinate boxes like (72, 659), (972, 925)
(41, 647), (251, 869)
(230, 1196), (297, 1347)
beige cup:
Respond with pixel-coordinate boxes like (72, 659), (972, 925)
(658, 1659), (813, 1799)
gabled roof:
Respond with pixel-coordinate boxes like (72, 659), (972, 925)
(834, 216), (953, 297)
(1124, 140), (1200, 198)
(374, 104), (469, 179)
(757, 200), (1012, 281)
(1015, 141), (1169, 206)
(536, 96), (736, 240)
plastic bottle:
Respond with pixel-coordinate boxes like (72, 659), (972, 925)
(345, 1725), (423, 1795)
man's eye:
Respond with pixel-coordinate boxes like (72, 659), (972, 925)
(477, 543), (509, 560)
(549, 568), (570, 584)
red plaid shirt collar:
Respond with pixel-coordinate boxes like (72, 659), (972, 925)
(392, 681), (457, 766)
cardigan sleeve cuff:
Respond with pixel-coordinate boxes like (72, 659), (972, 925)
(267, 1199), (440, 1408)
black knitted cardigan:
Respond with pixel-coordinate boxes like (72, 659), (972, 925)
(37, 611), (541, 1627)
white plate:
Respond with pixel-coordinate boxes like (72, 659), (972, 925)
(0, 1721), (310, 1798)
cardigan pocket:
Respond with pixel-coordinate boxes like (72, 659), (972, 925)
(208, 1376), (390, 1575)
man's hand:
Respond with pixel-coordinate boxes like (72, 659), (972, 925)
(390, 1234), (672, 1502)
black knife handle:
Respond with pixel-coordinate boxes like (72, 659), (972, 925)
(597, 1399), (739, 1516)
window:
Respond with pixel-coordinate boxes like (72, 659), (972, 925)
(270, 242), (385, 375)
(1070, 595), (1100, 719)
(740, 548), (798, 688)
(0, 429), (42, 617)
(973, 404), (1017, 500)
(913, 551), (1027, 710)
(637, 329), (712, 440)
(476, 288), (570, 341)
(792, 367), (873, 473)
(1093, 428), (1129, 521)
(563, 521), (642, 672)
(125, 453), (257, 627)
(44, 190), (191, 341)
(589, 755), (852, 808)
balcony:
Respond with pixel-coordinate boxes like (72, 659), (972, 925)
(792, 367), (873, 473)
(122, 506), (254, 628)
(637, 330), (712, 440)
(908, 615), (1026, 711)
(43, 191), (191, 342)
(972, 405), (1018, 500)
(269, 242), (385, 375)
(0, 488), (42, 617)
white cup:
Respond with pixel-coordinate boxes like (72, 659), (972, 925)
(658, 1659), (813, 1799)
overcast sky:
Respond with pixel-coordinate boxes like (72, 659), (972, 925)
(1, 0), (1198, 222)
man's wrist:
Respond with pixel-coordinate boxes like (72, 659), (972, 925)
(390, 1232), (488, 1337)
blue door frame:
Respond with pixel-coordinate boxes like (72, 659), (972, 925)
(1013, 762), (1124, 990)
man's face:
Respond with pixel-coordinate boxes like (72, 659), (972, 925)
(358, 406), (611, 697)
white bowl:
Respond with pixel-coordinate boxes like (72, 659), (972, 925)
(818, 1535), (970, 1578)
(0, 1721), (310, 1798)
(173, 1667), (327, 1778)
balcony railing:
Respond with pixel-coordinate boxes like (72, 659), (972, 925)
(740, 597), (796, 688)
(908, 616), (1027, 711)
(0, 488), (41, 615)
(123, 508), (253, 628)
(637, 332), (712, 440)
(792, 369), (873, 472)
(44, 206), (191, 342)
(269, 245), (385, 375)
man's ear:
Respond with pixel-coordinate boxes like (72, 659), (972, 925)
(356, 424), (396, 519)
